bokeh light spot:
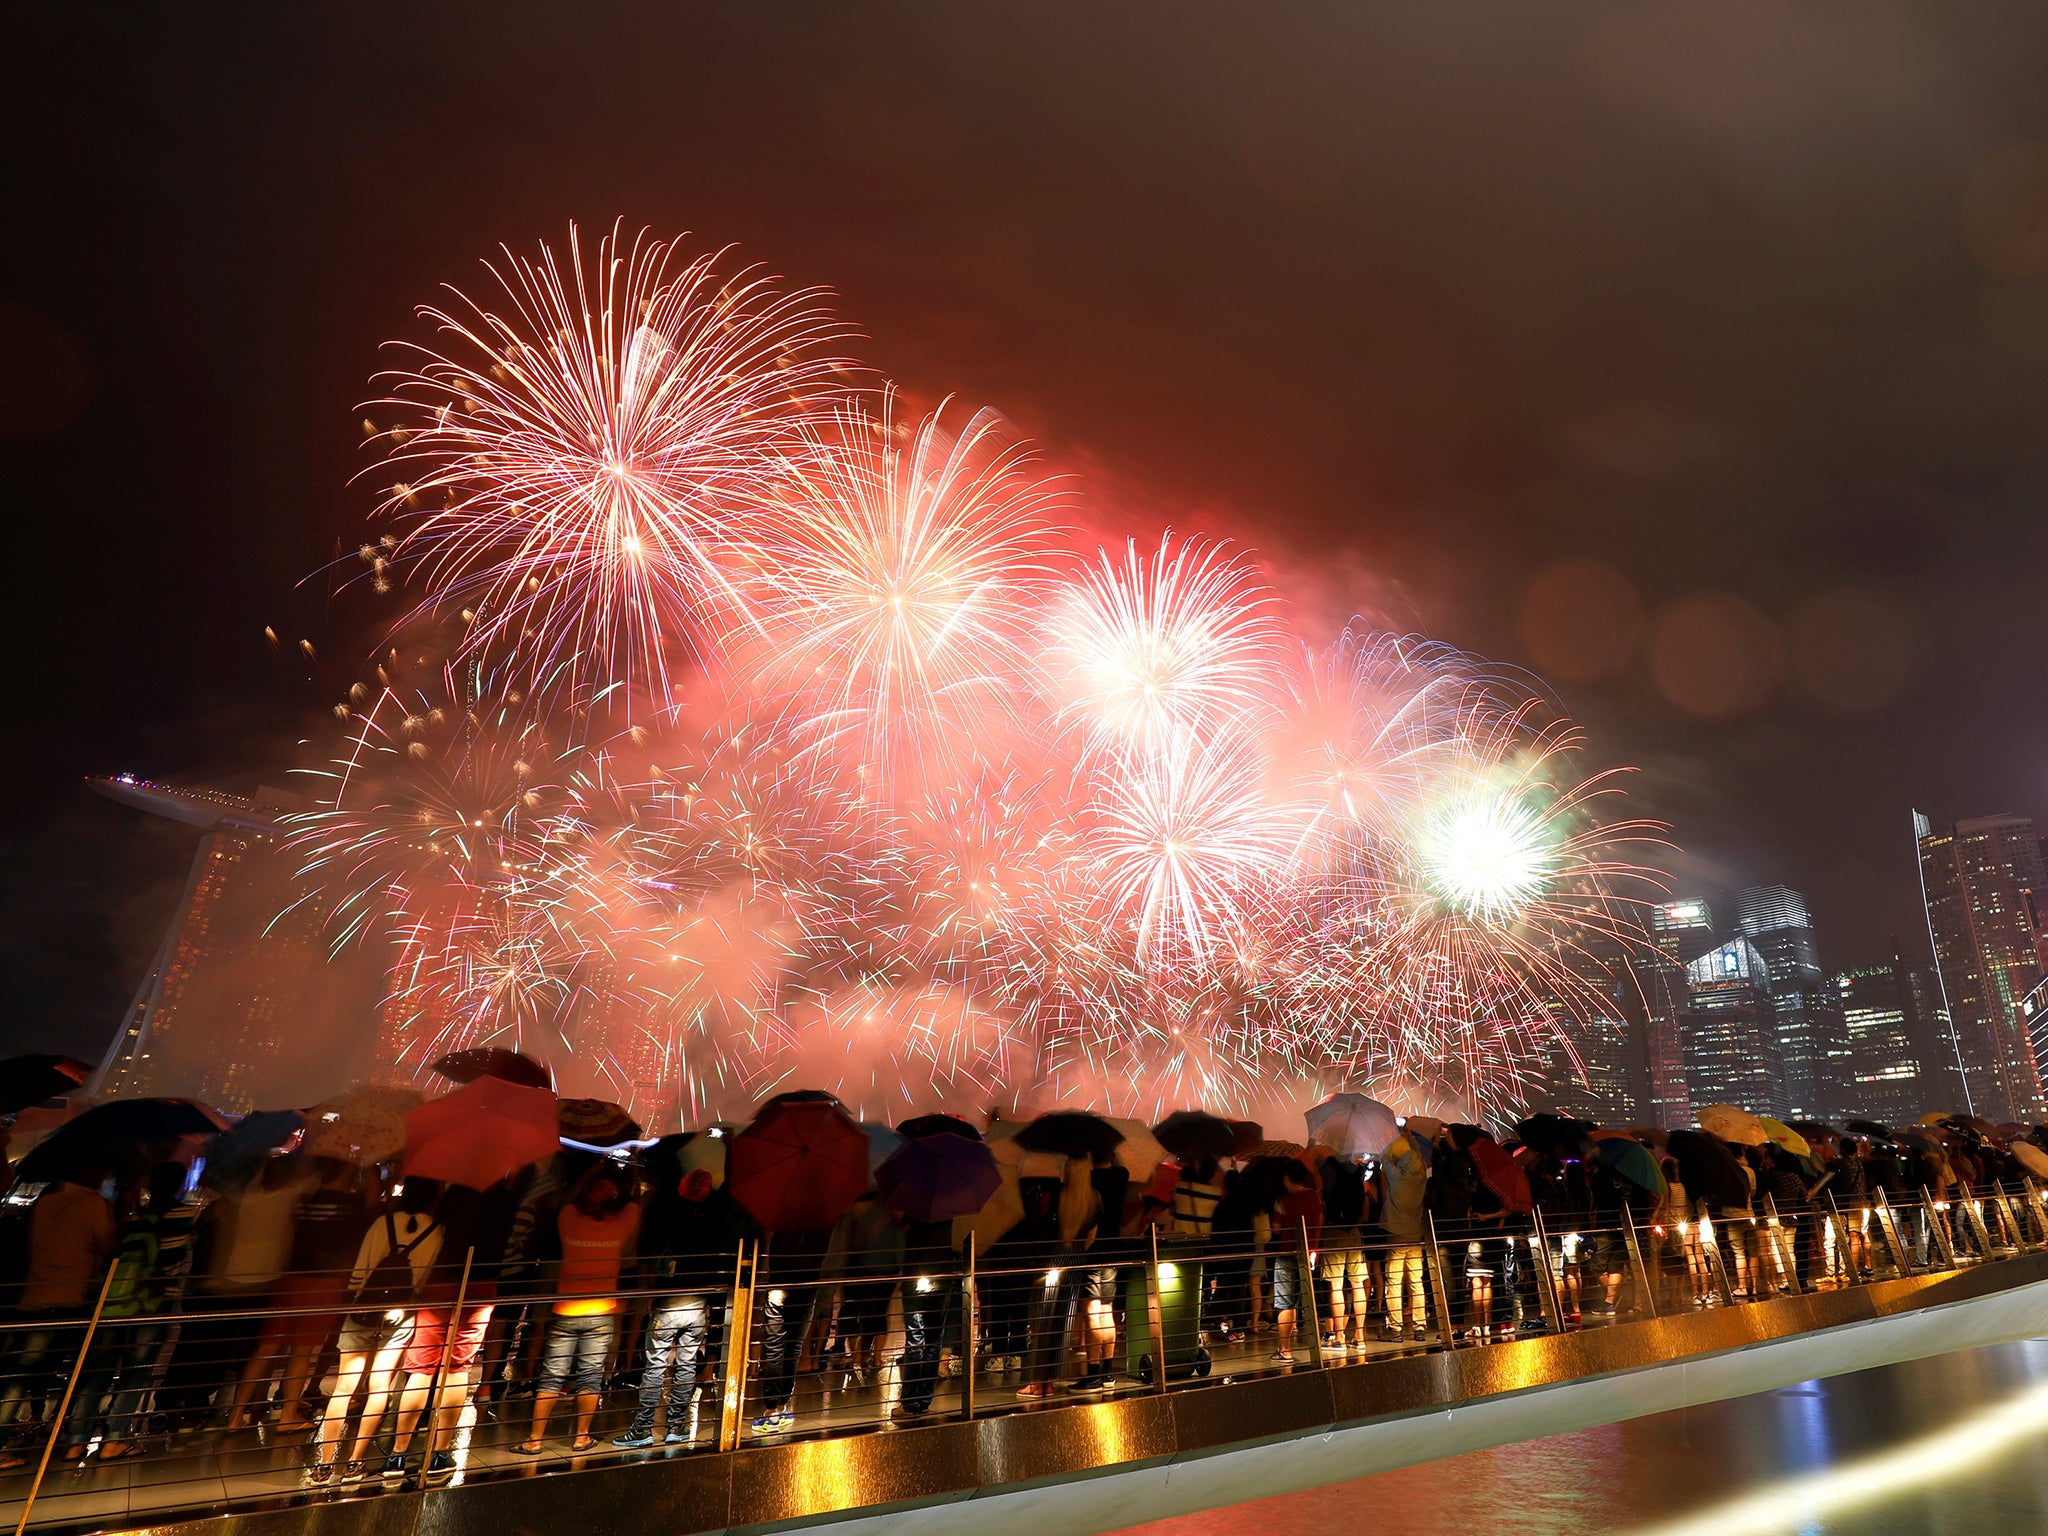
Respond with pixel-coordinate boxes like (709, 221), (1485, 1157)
(1518, 558), (1645, 683)
(1649, 593), (1783, 720)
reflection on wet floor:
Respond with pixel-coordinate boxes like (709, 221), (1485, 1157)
(1109, 1337), (2048, 1536)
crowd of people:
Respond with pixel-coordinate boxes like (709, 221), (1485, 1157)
(0, 1091), (2037, 1494)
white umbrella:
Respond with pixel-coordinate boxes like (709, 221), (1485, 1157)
(1106, 1118), (1169, 1183)
(1305, 1092), (1400, 1157)
(1698, 1104), (1769, 1147)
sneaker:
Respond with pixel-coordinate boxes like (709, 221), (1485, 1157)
(1068, 1373), (1107, 1393)
(749, 1408), (793, 1435)
(1321, 1336), (1344, 1353)
(1269, 1350), (1295, 1363)
(613, 1426), (656, 1448)
(305, 1462), (334, 1486)
(425, 1452), (456, 1482)
(891, 1403), (930, 1422)
(664, 1429), (692, 1445)
(379, 1453), (408, 1482)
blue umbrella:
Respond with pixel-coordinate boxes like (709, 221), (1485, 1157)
(861, 1121), (907, 1177)
(876, 1133), (1001, 1223)
(1593, 1134), (1667, 1196)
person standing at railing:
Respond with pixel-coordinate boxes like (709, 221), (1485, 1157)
(0, 1150), (117, 1470)
(1000, 1171), (1066, 1399)
(308, 1177), (442, 1484)
(1654, 1156), (1701, 1307)
(1061, 1153), (1129, 1393)
(1758, 1142), (1813, 1292)
(61, 1162), (197, 1464)
(1205, 1169), (1258, 1346)
(225, 1157), (366, 1433)
(384, 1189), (502, 1484)
(892, 1212), (961, 1421)
(1316, 1154), (1368, 1354)
(825, 1192), (903, 1390)
(1378, 1135), (1428, 1343)
(1828, 1139), (1870, 1282)
(514, 1169), (641, 1455)
(614, 1166), (750, 1448)
(1268, 1160), (1320, 1364)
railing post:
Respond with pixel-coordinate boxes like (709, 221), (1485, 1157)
(716, 1238), (757, 1453)
(2026, 1178), (2048, 1246)
(1960, 1191), (1997, 1260)
(1697, 1201), (1737, 1307)
(1424, 1213), (1459, 1348)
(16, 1257), (118, 1536)
(1822, 1192), (1855, 1286)
(1526, 1210), (1565, 1331)
(959, 1233), (977, 1420)
(1760, 1194), (1800, 1294)
(1869, 1188), (1914, 1275)
(1294, 1218), (1323, 1368)
(1145, 1226), (1169, 1395)
(1919, 1186), (1958, 1269)
(1989, 1185), (2024, 1254)
(1620, 1203), (1657, 1319)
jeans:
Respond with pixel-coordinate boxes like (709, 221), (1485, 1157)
(1384, 1243), (1426, 1332)
(630, 1298), (709, 1430)
(64, 1319), (168, 1447)
(0, 1312), (85, 1436)
(898, 1281), (956, 1413)
(756, 1288), (816, 1412)
(536, 1313), (616, 1397)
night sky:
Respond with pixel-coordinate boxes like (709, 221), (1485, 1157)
(7, 3), (2048, 1061)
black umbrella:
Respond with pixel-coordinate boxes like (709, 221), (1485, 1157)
(429, 1048), (553, 1090)
(1846, 1118), (1892, 1140)
(0, 1055), (91, 1117)
(1013, 1111), (1124, 1161)
(1667, 1129), (1752, 1209)
(18, 1097), (227, 1183)
(1152, 1110), (1236, 1163)
(1513, 1113), (1598, 1157)
(898, 1113), (982, 1142)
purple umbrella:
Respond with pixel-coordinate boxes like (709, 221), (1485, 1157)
(875, 1133), (1001, 1223)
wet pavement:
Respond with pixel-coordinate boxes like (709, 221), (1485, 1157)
(1109, 1336), (2048, 1536)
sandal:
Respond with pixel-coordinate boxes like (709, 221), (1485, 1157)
(569, 1435), (598, 1452)
(512, 1440), (546, 1455)
(98, 1443), (143, 1462)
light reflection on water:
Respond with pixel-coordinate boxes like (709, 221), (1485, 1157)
(1108, 1338), (2048, 1536)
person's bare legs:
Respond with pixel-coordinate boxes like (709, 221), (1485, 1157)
(427, 1368), (472, 1457)
(568, 1389), (600, 1449)
(274, 1342), (321, 1433)
(346, 1340), (409, 1465)
(225, 1334), (283, 1429)
(314, 1354), (369, 1468)
(516, 1390), (562, 1451)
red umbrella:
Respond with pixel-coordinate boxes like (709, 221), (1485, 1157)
(727, 1098), (869, 1232)
(1468, 1136), (1533, 1213)
(404, 1076), (559, 1191)
(1228, 1120), (1265, 1158)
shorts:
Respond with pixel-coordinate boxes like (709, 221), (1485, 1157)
(537, 1311), (617, 1397)
(1270, 1254), (1303, 1313)
(401, 1302), (496, 1377)
(337, 1308), (412, 1358)
(1318, 1228), (1367, 1285)
(1463, 1240), (1496, 1280)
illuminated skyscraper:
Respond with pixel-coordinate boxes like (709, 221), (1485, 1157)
(1737, 884), (1854, 1119)
(1683, 937), (1785, 1117)
(1653, 899), (1718, 967)
(1914, 811), (2047, 1122)
(1836, 946), (1957, 1127)
(91, 776), (381, 1111)
(1622, 954), (1691, 1126)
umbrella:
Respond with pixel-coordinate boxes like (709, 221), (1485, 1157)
(760, 1088), (844, 1109)
(203, 1110), (306, 1191)
(1667, 1129), (1752, 1209)
(1256, 1139), (1306, 1160)
(302, 1085), (423, 1164)
(52, 1098), (226, 1142)
(1619, 1125), (1671, 1148)
(727, 1098), (869, 1231)
(964, 1164), (1025, 1251)
(557, 1098), (641, 1149)
(1595, 1136), (1668, 1196)
(2012, 1142), (2048, 1178)
(861, 1122), (907, 1176)
(988, 1136), (1067, 1178)
(1845, 1119), (1892, 1141)
(1698, 1104), (1769, 1146)
(1227, 1120), (1265, 1158)
(1896, 1126), (1946, 1152)
(1758, 1118), (1811, 1158)
(1916, 1112), (1954, 1126)
(1152, 1110), (1236, 1163)
(428, 1048), (552, 1090)
(1306, 1093), (1401, 1157)
(1513, 1112), (1598, 1157)
(0, 1055), (91, 1117)
(676, 1131), (728, 1187)
(1402, 1114), (1445, 1141)
(7, 1100), (89, 1164)
(899, 1113), (982, 1142)
(1107, 1118), (1168, 1183)
(403, 1076), (560, 1191)
(1013, 1111), (1124, 1162)
(1467, 1136), (1533, 1212)
(875, 1134), (1001, 1223)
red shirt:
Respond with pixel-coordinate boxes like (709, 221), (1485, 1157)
(1278, 1187), (1322, 1251)
(553, 1204), (641, 1315)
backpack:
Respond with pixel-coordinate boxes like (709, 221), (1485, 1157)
(1321, 1158), (1367, 1227)
(354, 1214), (436, 1309)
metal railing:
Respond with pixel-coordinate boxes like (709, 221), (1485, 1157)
(1, 1177), (2045, 1532)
